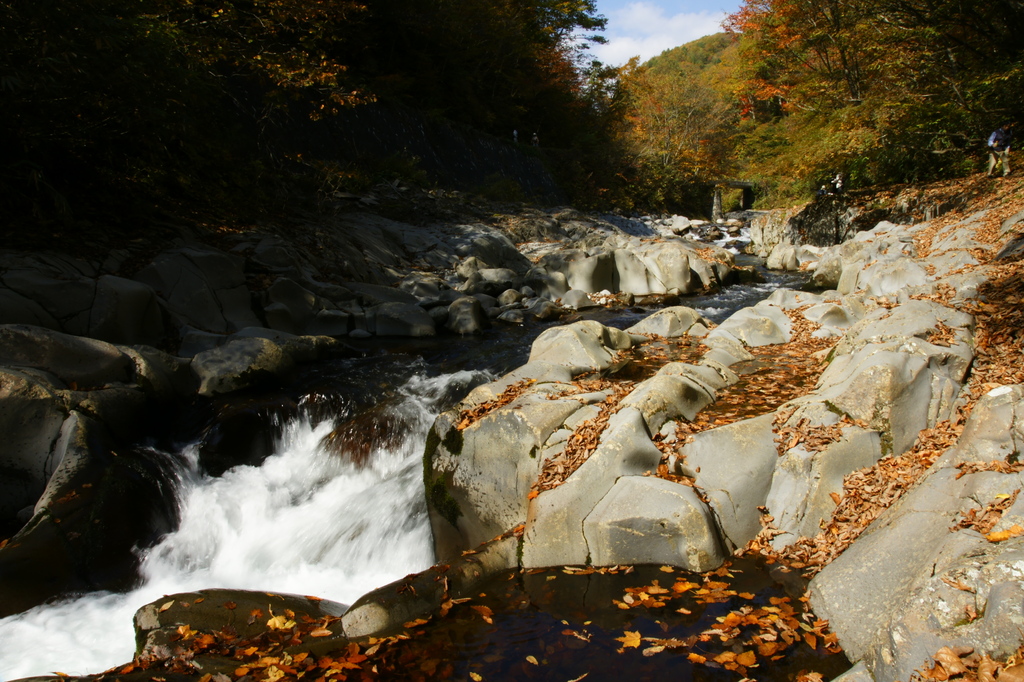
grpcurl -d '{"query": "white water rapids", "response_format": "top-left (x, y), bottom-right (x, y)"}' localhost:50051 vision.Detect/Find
top-left (0, 369), bottom-right (487, 680)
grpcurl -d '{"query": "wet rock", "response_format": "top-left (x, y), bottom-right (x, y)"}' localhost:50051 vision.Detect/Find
top-left (135, 589), bottom-right (347, 660)
top-left (0, 413), bottom-right (178, 618)
top-left (446, 296), bottom-right (490, 335)
top-left (198, 395), bottom-right (299, 476)
top-left (343, 534), bottom-right (517, 638)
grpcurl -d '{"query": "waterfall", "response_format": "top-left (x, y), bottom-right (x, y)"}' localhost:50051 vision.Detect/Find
top-left (0, 368), bottom-right (487, 680)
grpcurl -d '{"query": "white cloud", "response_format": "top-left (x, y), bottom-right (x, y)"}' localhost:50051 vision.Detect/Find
top-left (589, 2), bottom-right (727, 66)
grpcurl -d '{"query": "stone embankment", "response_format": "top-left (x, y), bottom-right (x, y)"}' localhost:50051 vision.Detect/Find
top-left (394, 205), bottom-right (1019, 680)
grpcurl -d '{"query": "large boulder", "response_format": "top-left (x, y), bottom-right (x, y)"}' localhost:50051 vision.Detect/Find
top-left (811, 386), bottom-right (1024, 682)
top-left (626, 306), bottom-right (707, 337)
top-left (527, 320), bottom-right (634, 374)
top-left (583, 476), bottom-right (725, 571)
top-left (190, 337), bottom-right (295, 397)
top-left (684, 413), bottom-right (779, 551)
top-left (713, 302), bottom-right (792, 346)
top-left (0, 412), bottom-right (178, 618)
top-left (425, 390), bottom-right (583, 560)
top-left (523, 407), bottom-right (663, 567)
top-left (0, 324), bottom-right (135, 388)
top-left (445, 296), bottom-right (490, 335)
top-left (372, 302), bottom-right (436, 337)
top-left (0, 368), bottom-right (67, 518)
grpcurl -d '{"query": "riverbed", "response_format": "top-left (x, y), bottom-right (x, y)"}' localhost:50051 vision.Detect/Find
top-left (0, 260), bottom-right (815, 680)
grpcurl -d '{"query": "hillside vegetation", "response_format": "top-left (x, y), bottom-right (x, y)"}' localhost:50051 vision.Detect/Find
top-left (2, 0), bottom-right (1022, 229)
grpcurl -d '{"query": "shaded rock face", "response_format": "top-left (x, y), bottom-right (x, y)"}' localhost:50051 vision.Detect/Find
top-left (198, 396), bottom-right (299, 477)
top-left (0, 414), bottom-right (179, 618)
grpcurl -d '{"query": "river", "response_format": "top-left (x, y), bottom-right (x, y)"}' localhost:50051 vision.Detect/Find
top-left (0, 258), bottom-right (809, 680)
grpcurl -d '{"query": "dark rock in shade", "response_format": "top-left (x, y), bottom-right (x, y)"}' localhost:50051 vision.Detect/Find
top-left (0, 368), bottom-right (67, 519)
top-left (0, 413), bottom-right (179, 618)
top-left (445, 296), bottom-right (490, 335)
top-left (0, 323), bottom-right (135, 388)
top-left (198, 395), bottom-right (300, 477)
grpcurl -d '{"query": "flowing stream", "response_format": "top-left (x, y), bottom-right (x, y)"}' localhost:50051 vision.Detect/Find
top-left (0, 258), bottom-right (808, 680)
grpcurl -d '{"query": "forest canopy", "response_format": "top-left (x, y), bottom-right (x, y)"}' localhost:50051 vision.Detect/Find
top-left (2, 0), bottom-right (1022, 225)
top-left (0, 0), bottom-right (607, 223)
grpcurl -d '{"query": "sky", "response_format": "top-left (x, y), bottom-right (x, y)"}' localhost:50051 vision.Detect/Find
top-left (588, 0), bottom-right (741, 66)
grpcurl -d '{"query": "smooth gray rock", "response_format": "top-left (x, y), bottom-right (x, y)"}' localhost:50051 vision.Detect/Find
top-left (373, 302), bottom-right (436, 337)
top-left (561, 289), bottom-right (598, 310)
top-left (425, 393), bottom-right (582, 559)
top-left (0, 324), bottom-right (135, 388)
top-left (343, 535), bottom-right (517, 638)
top-left (89, 275), bottom-right (164, 345)
top-left (620, 373), bottom-right (715, 433)
top-left (817, 345), bottom-right (946, 455)
top-left (684, 413), bottom-right (779, 551)
top-left (714, 303), bottom-right (792, 346)
top-left (626, 306), bottom-right (707, 337)
top-left (766, 421), bottom-right (883, 548)
top-left (528, 320), bottom-right (633, 374)
top-left (523, 407), bottom-right (663, 567)
top-left (0, 368), bottom-right (67, 517)
top-left (190, 337), bottom-right (295, 397)
top-left (613, 249), bottom-right (654, 295)
top-left (583, 476), bottom-right (726, 571)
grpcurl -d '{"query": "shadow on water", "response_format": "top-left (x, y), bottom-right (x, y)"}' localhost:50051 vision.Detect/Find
top-left (373, 558), bottom-right (851, 681)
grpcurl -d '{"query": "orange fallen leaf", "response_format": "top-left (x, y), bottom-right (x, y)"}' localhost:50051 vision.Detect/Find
top-left (616, 631), bottom-right (642, 648)
top-left (737, 650), bottom-right (757, 667)
top-left (985, 524), bottom-right (1024, 542)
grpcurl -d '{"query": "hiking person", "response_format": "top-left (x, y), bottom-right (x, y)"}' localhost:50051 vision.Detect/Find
top-left (987, 123), bottom-right (1013, 177)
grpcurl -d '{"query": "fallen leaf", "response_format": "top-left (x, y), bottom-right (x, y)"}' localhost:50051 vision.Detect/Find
top-left (985, 524), bottom-right (1024, 542)
top-left (933, 646), bottom-right (969, 676)
top-left (526, 655), bottom-right (539, 665)
top-left (159, 601), bottom-right (174, 612)
top-left (267, 614), bottom-right (296, 630)
top-left (737, 650), bottom-right (757, 667)
top-left (223, 601), bottom-right (237, 610)
top-left (265, 666), bottom-right (285, 682)
top-left (616, 631), bottom-right (642, 649)
top-left (1001, 664), bottom-right (1024, 682)
top-left (471, 605), bottom-right (494, 624)
top-left (469, 673), bottom-right (483, 681)
top-left (403, 618), bottom-right (430, 628)
top-left (687, 653), bottom-right (707, 664)
top-left (977, 655), bottom-right (998, 682)
top-left (309, 627), bottom-right (333, 637)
